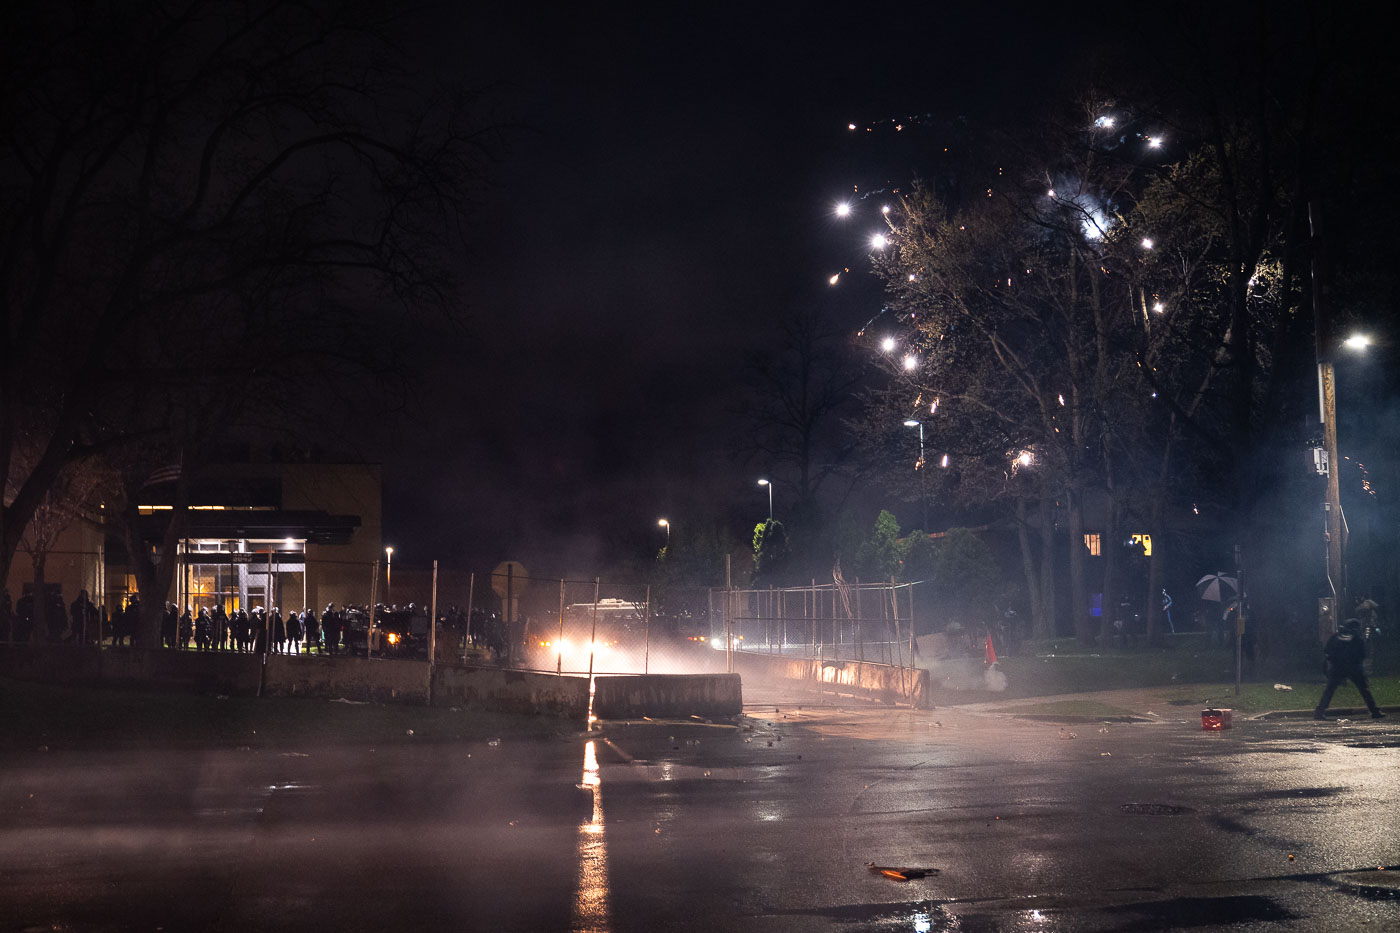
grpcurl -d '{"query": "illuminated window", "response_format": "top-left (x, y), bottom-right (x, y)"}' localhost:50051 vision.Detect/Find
top-left (1084, 534), bottom-right (1101, 556)
top-left (1128, 533), bottom-right (1153, 556)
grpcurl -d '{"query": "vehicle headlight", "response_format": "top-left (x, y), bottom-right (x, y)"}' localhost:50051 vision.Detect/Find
top-left (710, 637), bottom-right (722, 649)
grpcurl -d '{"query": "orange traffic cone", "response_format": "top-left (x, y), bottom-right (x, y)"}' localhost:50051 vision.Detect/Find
top-left (985, 634), bottom-right (997, 665)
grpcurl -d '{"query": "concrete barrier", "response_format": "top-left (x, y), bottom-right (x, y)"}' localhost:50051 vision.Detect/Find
top-left (433, 665), bottom-right (590, 719)
top-left (731, 650), bottom-right (930, 708)
top-left (0, 644), bottom-right (262, 694)
top-left (592, 673), bottom-right (742, 720)
top-left (264, 653), bottom-right (429, 704)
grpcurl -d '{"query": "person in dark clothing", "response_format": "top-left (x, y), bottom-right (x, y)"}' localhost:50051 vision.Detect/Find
top-left (161, 603), bottom-right (178, 648)
top-left (195, 608), bottom-right (211, 651)
top-left (70, 590), bottom-right (91, 645)
top-left (286, 608), bottom-right (303, 653)
top-left (212, 604), bottom-right (229, 650)
top-left (1314, 618), bottom-right (1386, 720)
top-left (121, 597), bottom-right (141, 647)
top-left (322, 604), bottom-right (340, 655)
top-left (235, 608), bottom-right (250, 652)
top-left (302, 608), bottom-right (320, 654)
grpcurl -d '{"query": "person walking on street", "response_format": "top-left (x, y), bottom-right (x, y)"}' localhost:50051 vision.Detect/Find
top-left (1314, 618), bottom-right (1386, 720)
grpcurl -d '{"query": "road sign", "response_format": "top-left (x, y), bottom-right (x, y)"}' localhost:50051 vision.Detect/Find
top-left (491, 561), bottom-right (528, 599)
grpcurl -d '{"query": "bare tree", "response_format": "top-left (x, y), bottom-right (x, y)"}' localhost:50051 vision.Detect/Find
top-left (1, 1), bottom-right (492, 643)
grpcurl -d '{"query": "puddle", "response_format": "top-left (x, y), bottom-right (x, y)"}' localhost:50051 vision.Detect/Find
top-left (763, 900), bottom-right (955, 931)
top-left (1101, 894), bottom-right (1296, 927)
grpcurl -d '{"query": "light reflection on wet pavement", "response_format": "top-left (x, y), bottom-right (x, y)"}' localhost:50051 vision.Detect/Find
top-left (1, 694), bottom-right (1398, 931)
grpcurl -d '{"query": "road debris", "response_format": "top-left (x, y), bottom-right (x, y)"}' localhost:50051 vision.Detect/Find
top-left (487, 738), bottom-right (500, 747)
top-left (1274, 684), bottom-right (1294, 691)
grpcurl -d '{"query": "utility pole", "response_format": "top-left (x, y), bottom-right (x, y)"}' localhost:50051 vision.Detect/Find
top-left (1311, 201), bottom-right (1344, 642)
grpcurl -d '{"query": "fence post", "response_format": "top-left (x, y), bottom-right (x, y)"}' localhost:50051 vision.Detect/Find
top-left (427, 559), bottom-right (438, 703)
top-left (368, 559), bottom-right (378, 660)
top-left (556, 579), bottom-right (565, 675)
top-left (855, 579), bottom-right (864, 664)
top-left (588, 578), bottom-right (599, 683)
top-left (907, 583), bottom-right (917, 667)
top-left (643, 584), bottom-right (651, 675)
top-left (463, 572), bottom-right (475, 663)
top-left (505, 563), bottom-right (515, 668)
top-left (725, 554), bottom-right (733, 673)
top-left (891, 576), bottom-right (908, 702)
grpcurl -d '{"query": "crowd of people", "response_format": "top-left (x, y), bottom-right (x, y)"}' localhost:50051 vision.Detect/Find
top-left (155, 602), bottom-right (363, 655)
top-left (1, 587), bottom-right (516, 662)
top-left (0, 589), bottom-right (373, 656)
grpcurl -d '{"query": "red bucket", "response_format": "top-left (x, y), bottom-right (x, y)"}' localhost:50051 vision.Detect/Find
top-left (1201, 708), bottom-right (1232, 731)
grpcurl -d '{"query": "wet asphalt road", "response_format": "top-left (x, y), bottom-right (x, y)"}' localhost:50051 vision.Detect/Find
top-left (2, 689), bottom-right (1398, 932)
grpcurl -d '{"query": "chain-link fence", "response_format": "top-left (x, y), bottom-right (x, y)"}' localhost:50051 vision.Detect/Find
top-left (454, 575), bottom-right (720, 676)
top-left (714, 579), bottom-right (921, 666)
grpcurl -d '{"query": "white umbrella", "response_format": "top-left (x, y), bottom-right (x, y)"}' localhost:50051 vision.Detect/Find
top-left (1196, 573), bottom-right (1239, 603)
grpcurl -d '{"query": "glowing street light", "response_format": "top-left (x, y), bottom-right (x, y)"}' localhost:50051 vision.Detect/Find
top-left (828, 273), bottom-right (840, 286)
top-left (1152, 301), bottom-right (1165, 313)
top-left (1016, 451), bottom-right (1033, 467)
top-left (1141, 237), bottom-right (1155, 250)
top-left (881, 336), bottom-right (897, 353)
top-left (757, 478), bottom-right (774, 521)
top-left (1147, 135), bottom-right (1163, 148)
top-left (903, 354), bottom-right (919, 371)
top-left (835, 202), bottom-right (852, 217)
top-left (870, 233), bottom-right (889, 249)
top-left (384, 546), bottom-right (394, 605)
top-left (1343, 334), bottom-right (1371, 351)
top-left (657, 518), bottom-right (670, 544)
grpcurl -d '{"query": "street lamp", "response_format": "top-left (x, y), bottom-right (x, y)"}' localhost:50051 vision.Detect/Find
top-left (1315, 330), bottom-right (1372, 639)
top-left (384, 546), bottom-right (393, 605)
top-left (904, 420), bottom-right (928, 530)
top-left (757, 478), bottom-right (773, 521)
top-left (658, 518), bottom-right (670, 544)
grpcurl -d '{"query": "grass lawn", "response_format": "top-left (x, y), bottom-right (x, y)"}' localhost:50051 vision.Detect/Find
top-left (0, 676), bottom-right (580, 751)
top-left (931, 632), bottom-right (1400, 710)
top-left (1157, 677), bottom-right (1400, 714)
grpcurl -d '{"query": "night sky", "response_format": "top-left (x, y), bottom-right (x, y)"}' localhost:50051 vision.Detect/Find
top-left (367, 2), bottom-right (1393, 579)
top-left (377, 2), bottom-right (1110, 575)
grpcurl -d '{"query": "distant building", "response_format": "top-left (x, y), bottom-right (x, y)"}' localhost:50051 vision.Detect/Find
top-left (4, 459), bottom-right (381, 622)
